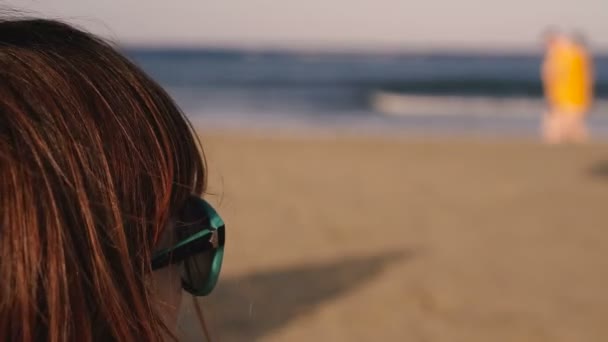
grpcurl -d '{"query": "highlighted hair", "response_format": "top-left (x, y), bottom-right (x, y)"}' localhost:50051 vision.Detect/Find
top-left (0, 19), bottom-right (205, 341)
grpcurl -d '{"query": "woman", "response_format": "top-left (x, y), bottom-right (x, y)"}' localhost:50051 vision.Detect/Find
top-left (541, 31), bottom-right (594, 143)
top-left (0, 18), bottom-right (225, 341)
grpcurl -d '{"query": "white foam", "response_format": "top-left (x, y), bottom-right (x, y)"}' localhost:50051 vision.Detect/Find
top-left (370, 91), bottom-right (608, 118)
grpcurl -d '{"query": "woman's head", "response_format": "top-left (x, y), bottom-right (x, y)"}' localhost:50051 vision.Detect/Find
top-left (1, 18), bottom-right (206, 340)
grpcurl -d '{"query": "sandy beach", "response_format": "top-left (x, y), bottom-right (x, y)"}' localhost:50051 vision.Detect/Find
top-left (179, 131), bottom-right (608, 342)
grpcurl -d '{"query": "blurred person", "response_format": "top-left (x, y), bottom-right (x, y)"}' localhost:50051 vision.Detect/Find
top-left (541, 30), bottom-right (594, 144)
top-left (0, 18), bottom-right (225, 341)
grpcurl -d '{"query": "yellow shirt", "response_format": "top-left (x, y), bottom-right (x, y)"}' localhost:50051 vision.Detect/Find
top-left (543, 41), bottom-right (593, 113)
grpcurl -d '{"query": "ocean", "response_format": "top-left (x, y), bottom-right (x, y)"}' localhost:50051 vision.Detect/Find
top-left (125, 48), bottom-right (608, 137)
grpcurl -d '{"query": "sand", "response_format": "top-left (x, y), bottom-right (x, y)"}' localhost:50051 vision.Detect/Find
top-left (178, 131), bottom-right (608, 342)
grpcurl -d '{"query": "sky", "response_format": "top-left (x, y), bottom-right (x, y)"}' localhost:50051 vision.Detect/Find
top-left (3, 0), bottom-right (608, 52)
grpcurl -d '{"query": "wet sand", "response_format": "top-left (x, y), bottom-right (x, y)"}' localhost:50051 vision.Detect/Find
top-left (179, 131), bottom-right (608, 342)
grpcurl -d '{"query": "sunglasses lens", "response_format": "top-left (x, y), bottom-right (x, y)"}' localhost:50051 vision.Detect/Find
top-left (182, 247), bottom-right (214, 292)
top-left (177, 196), bottom-right (225, 295)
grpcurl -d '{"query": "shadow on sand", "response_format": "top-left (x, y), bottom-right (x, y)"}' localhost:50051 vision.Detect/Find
top-left (178, 249), bottom-right (412, 341)
top-left (588, 160), bottom-right (608, 180)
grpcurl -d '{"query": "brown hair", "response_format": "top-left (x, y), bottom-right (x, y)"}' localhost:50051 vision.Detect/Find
top-left (0, 18), bottom-right (205, 341)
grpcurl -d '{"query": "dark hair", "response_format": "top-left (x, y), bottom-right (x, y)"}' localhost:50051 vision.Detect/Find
top-left (0, 18), bottom-right (205, 341)
top-left (541, 26), bottom-right (560, 44)
top-left (571, 30), bottom-right (589, 47)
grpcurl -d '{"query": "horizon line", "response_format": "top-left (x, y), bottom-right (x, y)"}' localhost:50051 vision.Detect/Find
top-left (120, 43), bottom-right (608, 56)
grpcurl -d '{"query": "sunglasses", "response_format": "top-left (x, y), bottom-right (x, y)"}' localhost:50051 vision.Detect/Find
top-left (151, 196), bottom-right (225, 296)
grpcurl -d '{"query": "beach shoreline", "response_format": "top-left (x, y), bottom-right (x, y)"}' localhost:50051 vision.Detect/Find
top-left (187, 112), bottom-right (608, 142)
